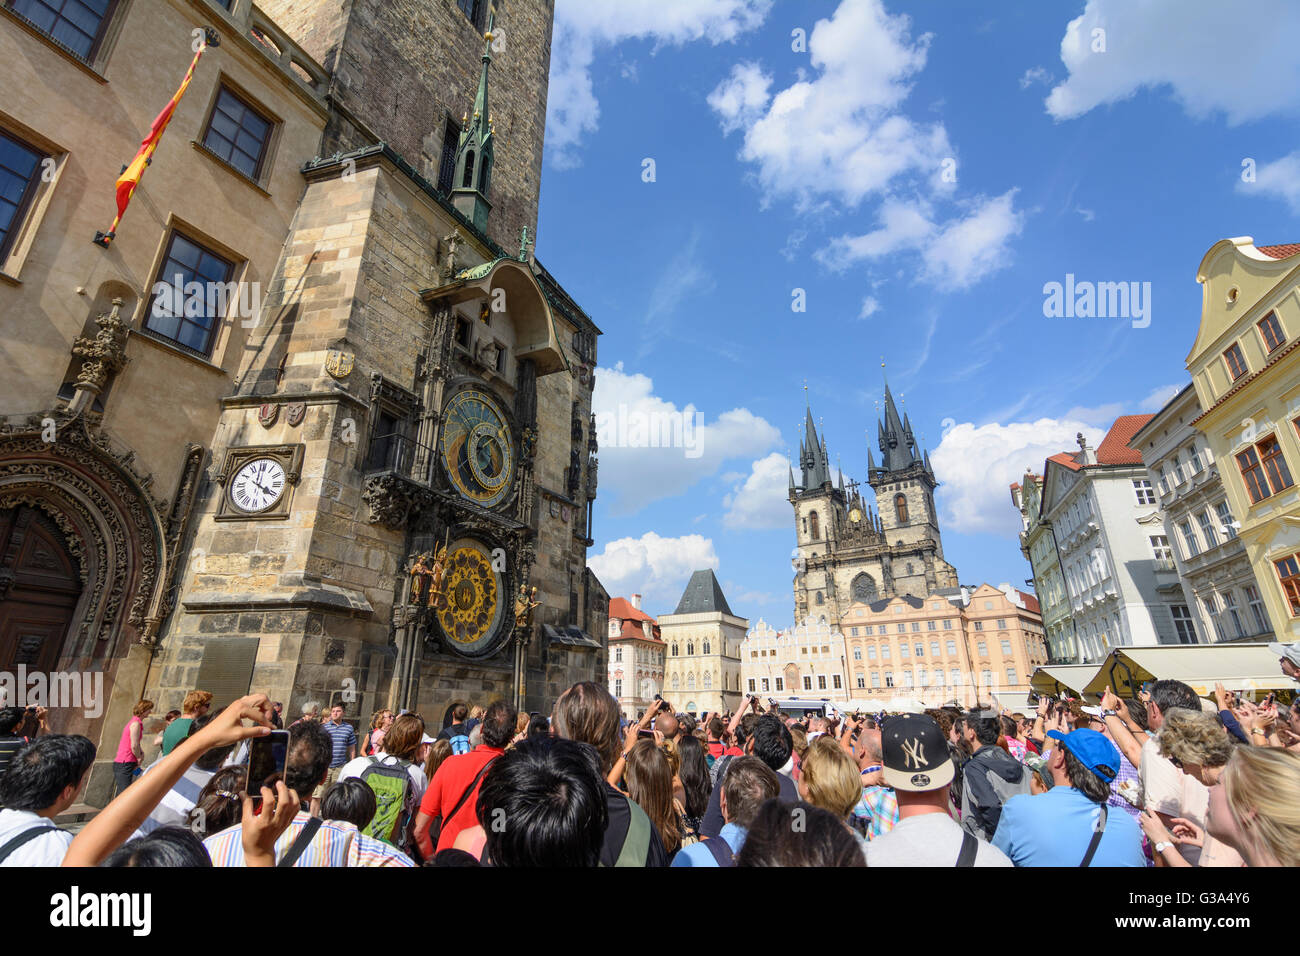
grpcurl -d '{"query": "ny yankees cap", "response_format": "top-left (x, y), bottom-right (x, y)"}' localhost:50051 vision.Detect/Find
top-left (882, 714), bottom-right (954, 792)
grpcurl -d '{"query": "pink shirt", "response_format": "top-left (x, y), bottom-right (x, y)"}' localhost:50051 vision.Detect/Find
top-left (116, 715), bottom-right (143, 763)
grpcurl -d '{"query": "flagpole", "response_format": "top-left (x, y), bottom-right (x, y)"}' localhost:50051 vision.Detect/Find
top-left (94, 27), bottom-right (220, 247)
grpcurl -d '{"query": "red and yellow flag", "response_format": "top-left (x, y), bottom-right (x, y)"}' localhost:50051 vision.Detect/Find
top-left (95, 28), bottom-right (219, 247)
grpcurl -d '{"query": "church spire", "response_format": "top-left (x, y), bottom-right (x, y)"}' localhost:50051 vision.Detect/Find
top-left (451, 9), bottom-right (497, 232)
top-left (877, 384), bottom-right (917, 472)
top-left (800, 405), bottom-right (830, 488)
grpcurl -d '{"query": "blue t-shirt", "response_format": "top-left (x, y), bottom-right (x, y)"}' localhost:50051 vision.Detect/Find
top-left (992, 787), bottom-right (1146, 867)
top-left (323, 720), bottom-right (358, 768)
top-left (671, 823), bottom-right (746, 867)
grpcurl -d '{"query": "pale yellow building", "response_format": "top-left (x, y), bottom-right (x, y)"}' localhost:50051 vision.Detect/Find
top-left (840, 584), bottom-right (1048, 708)
top-left (1189, 239), bottom-right (1300, 640)
top-left (742, 616), bottom-right (850, 703)
top-left (660, 569), bottom-right (746, 715)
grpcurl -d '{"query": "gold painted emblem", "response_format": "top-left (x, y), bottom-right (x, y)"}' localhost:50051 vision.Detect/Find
top-left (436, 546), bottom-right (499, 646)
top-left (325, 349), bottom-right (354, 379)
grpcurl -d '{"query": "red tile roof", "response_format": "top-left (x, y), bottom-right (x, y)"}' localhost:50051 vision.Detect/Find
top-left (1046, 451), bottom-right (1082, 471)
top-left (1257, 243), bottom-right (1300, 259)
top-left (1096, 415), bottom-right (1154, 465)
top-left (609, 597), bottom-right (662, 643)
top-left (1016, 590), bottom-right (1041, 614)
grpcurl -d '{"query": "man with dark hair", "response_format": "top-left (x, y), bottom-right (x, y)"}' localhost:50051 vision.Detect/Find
top-left (673, 756), bottom-right (779, 867)
top-left (475, 736), bottom-right (608, 866)
top-left (959, 709), bottom-right (1030, 839)
top-left (0, 734), bottom-right (95, 866)
top-left (204, 721), bottom-right (412, 866)
top-left (993, 728), bottom-right (1144, 866)
top-left (700, 713), bottom-right (799, 838)
top-left (705, 717), bottom-right (733, 766)
top-left (551, 681), bottom-right (667, 866)
top-left (0, 707), bottom-right (31, 777)
top-left (415, 699), bottom-right (517, 859)
top-left (131, 711), bottom-right (238, 838)
top-left (438, 702), bottom-right (472, 755)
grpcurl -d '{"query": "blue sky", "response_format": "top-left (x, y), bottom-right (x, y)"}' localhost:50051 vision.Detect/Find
top-left (531, 0), bottom-right (1300, 623)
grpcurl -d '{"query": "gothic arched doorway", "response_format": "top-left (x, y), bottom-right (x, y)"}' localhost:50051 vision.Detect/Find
top-left (0, 506), bottom-right (83, 673)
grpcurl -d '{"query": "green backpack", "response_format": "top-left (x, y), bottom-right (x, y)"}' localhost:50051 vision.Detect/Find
top-left (359, 756), bottom-right (414, 850)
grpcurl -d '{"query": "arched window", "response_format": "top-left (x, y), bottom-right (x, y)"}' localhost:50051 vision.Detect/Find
top-left (479, 152), bottom-right (492, 194)
top-left (851, 572), bottom-right (877, 603)
top-left (809, 511), bottom-right (820, 539)
top-left (907, 562), bottom-right (914, 575)
top-left (687, 673), bottom-right (696, 690)
top-left (671, 674), bottom-right (680, 691)
top-left (671, 643), bottom-right (678, 656)
top-left (687, 642), bottom-right (695, 656)
top-left (895, 493), bottom-right (908, 524)
top-left (703, 640), bottom-right (711, 655)
top-left (815, 591), bottom-right (824, 605)
top-left (614, 647), bottom-right (622, 662)
top-left (703, 672), bottom-right (712, 689)
top-left (462, 150), bottom-right (476, 188)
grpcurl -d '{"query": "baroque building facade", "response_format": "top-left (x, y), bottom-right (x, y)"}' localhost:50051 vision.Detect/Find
top-left (1186, 238), bottom-right (1300, 641)
top-left (607, 593), bottom-right (664, 718)
top-left (1012, 474), bottom-right (1077, 663)
top-left (0, 0), bottom-right (607, 804)
top-left (659, 570), bottom-right (746, 715)
top-left (1129, 384), bottom-right (1272, 645)
top-left (789, 387), bottom-right (957, 626)
top-left (741, 616), bottom-right (849, 703)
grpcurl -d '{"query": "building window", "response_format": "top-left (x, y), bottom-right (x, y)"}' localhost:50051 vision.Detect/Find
top-left (1000, 639), bottom-right (1012, 655)
top-left (144, 231), bottom-right (236, 356)
top-left (929, 641), bottom-right (940, 657)
top-left (926, 620), bottom-right (936, 631)
top-left (1223, 343), bottom-right (1248, 381)
top-left (1133, 479), bottom-right (1156, 505)
top-left (703, 672), bottom-right (712, 689)
top-left (914, 643), bottom-right (923, 657)
top-left (973, 621), bottom-right (983, 631)
top-left (0, 130), bottom-right (45, 262)
top-left (943, 619), bottom-right (953, 630)
top-left (852, 647), bottom-right (862, 660)
top-left (703, 640), bottom-right (711, 655)
top-left (850, 627), bottom-right (858, 637)
top-left (1222, 591), bottom-right (1245, 639)
top-left (1215, 501), bottom-right (1237, 538)
top-left (902, 669), bottom-right (913, 688)
top-left (614, 647), bottom-right (622, 663)
top-left (909, 622), bottom-right (920, 632)
top-left (815, 591), bottom-right (824, 605)
top-left (862, 625), bottom-right (873, 635)
top-left (809, 511), bottom-right (819, 539)
top-left (803, 676), bottom-right (812, 691)
top-left (1006, 668), bottom-right (1017, 685)
top-left (1244, 585), bottom-right (1268, 633)
top-left (456, 0), bottom-right (484, 29)
top-left (747, 679), bottom-right (755, 692)
top-left (1258, 435), bottom-right (1294, 495)
top-left (775, 678), bottom-right (783, 691)
top-left (686, 642), bottom-right (694, 656)
top-left (671, 674), bottom-right (679, 691)
top-left (1197, 510), bottom-right (1219, 549)
top-left (856, 674), bottom-right (865, 689)
top-left (867, 645), bottom-right (876, 660)
top-left (671, 643), bottom-right (678, 656)
top-left (8, 0), bottom-right (119, 61)
top-left (1258, 310), bottom-right (1286, 353)
top-left (686, 673), bottom-right (695, 690)
top-left (896, 623), bottom-right (906, 634)
top-left (1202, 594), bottom-right (1228, 641)
top-left (977, 641), bottom-right (987, 657)
top-left (1150, 535), bottom-right (1173, 562)
top-left (202, 87), bottom-right (273, 180)
top-left (881, 644), bottom-right (890, 659)
top-left (800, 647), bottom-right (807, 656)
top-left (1180, 520), bottom-right (1200, 558)
top-left (817, 675), bottom-right (826, 690)
top-left (945, 640), bottom-right (956, 656)
top-left (761, 678), bottom-right (769, 692)
top-left (949, 668), bottom-right (960, 685)
top-left (895, 494), bottom-right (908, 524)
top-left (885, 673), bottom-right (894, 688)
top-left (900, 643), bottom-right (910, 658)
top-left (981, 669), bottom-right (993, 687)
top-left (614, 679), bottom-right (622, 697)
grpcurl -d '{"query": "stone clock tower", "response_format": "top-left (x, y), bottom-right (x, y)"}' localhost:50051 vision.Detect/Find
top-left (147, 0), bottom-right (607, 722)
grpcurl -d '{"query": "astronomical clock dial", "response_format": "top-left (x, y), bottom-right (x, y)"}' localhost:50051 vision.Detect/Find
top-left (440, 388), bottom-right (514, 508)
top-left (435, 538), bottom-right (507, 658)
top-left (229, 458), bottom-right (287, 514)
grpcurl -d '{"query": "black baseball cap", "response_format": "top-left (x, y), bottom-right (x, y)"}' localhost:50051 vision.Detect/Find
top-left (882, 714), bottom-right (954, 792)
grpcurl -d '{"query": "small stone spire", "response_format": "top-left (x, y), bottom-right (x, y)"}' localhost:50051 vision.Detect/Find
top-left (451, 8), bottom-right (497, 231)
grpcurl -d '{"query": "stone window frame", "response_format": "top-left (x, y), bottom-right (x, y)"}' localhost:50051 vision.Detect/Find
top-left (0, 114), bottom-right (67, 281)
top-left (363, 373), bottom-right (421, 474)
top-left (195, 76), bottom-right (284, 190)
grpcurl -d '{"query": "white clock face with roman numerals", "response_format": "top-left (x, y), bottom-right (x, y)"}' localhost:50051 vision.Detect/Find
top-left (230, 458), bottom-right (287, 513)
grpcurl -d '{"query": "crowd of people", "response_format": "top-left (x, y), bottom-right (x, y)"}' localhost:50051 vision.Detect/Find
top-left (0, 639), bottom-right (1297, 866)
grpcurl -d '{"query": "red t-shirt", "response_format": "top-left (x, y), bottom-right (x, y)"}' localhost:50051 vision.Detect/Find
top-left (707, 741), bottom-right (742, 761)
top-left (419, 745), bottom-right (505, 854)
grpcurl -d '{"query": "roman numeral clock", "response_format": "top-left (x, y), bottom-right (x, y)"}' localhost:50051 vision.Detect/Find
top-left (214, 444), bottom-right (304, 521)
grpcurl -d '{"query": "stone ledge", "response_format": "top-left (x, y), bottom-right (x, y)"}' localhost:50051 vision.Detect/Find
top-left (182, 577), bottom-right (374, 617)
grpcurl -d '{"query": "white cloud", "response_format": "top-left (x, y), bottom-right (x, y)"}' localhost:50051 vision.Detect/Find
top-left (818, 191), bottom-right (1024, 291)
top-left (1062, 383), bottom-right (1183, 429)
top-left (709, 0), bottom-right (951, 210)
top-left (1044, 0), bottom-right (1300, 124)
top-left (1019, 66), bottom-right (1053, 90)
top-left (858, 296), bottom-right (880, 319)
top-left (593, 364), bottom-right (781, 515)
top-left (722, 452), bottom-right (791, 529)
top-left (931, 418), bottom-right (1106, 536)
top-left (547, 0), bottom-right (773, 168)
top-left (589, 532), bottom-right (718, 613)
top-left (1243, 151), bottom-right (1300, 212)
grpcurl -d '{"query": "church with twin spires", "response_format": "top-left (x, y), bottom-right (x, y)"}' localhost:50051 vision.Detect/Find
top-left (789, 386), bottom-right (958, 624)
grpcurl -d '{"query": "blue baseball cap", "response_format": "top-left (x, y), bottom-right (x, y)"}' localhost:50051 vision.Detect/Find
top-left (1046, 728), bottom-right (1121, 783)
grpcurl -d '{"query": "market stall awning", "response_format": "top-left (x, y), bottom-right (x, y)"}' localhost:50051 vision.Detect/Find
top-left (1030, 664), bottom-right (1100, 698)
top-left (1079, 644), bottom-right (1293, 700)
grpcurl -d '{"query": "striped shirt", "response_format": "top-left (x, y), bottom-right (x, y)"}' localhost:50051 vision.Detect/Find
top-left (322, 720), bottom-right (357, 768)
top-left (203, 812), bottom-right (415, 867)
top-left (132, 765), bottom-right (214, 838)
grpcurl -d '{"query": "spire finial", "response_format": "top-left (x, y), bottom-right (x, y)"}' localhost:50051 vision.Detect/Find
top-left (518, 225), bottom-right (532, 262)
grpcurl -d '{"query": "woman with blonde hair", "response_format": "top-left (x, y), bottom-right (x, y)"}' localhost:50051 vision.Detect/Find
top-left (625, 738), bottom-right (681, 857)
top-left (423, 737), bottom-right (452, 782)
top-left (1207, 746), bottom-right (1300, 867)
top-left (365, 708), bottom-right (394, 755)
top-left (798, 735), bottom-right (867, 856)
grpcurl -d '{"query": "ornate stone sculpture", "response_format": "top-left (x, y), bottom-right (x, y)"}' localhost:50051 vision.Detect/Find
top-left (71, 298), bottom-right (129, 396)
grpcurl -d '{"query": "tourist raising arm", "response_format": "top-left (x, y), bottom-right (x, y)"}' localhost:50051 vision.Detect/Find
top-left (63, 694), bottom-right (274, 866)
top-left (608, 701), bottom-right (662, 787)
top-left (239, 779), bottom-right (301, 868)
top-left (1100, 686), bottom-right (1143, 769)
